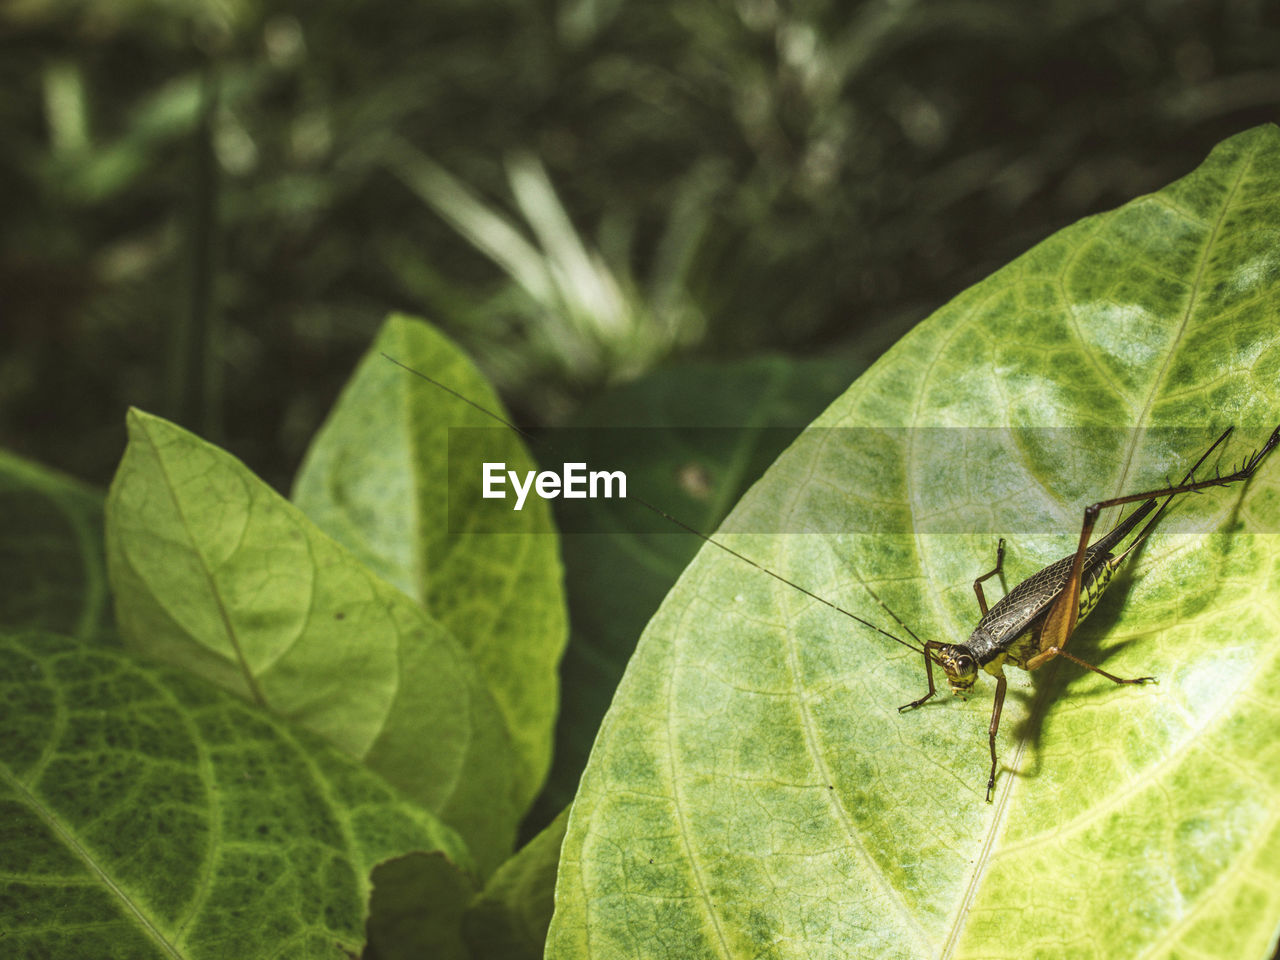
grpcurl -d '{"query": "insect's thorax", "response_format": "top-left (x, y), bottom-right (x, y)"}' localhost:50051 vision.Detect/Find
top-left (964, 547), bottom-right (1123, 672)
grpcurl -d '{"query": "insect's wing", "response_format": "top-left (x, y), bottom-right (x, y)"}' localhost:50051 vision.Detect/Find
top-left (979, 554), bottom-right (1073, 640)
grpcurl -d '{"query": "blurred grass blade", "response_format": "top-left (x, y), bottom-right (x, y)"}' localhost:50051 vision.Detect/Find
top-left (506, 149), bottom-right (629, 339)
top-left (384, 138), bottom-right (555, 306)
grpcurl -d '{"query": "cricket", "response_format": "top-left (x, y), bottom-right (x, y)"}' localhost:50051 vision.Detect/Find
top-left (384, 351), bottom-right (1279, 801)
top-left (894, 423), bottom-right (1279, 800)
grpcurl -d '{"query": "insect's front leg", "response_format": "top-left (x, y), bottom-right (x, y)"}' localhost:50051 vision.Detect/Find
top-left (986, 673), bottom-right (1007, 802)
top-left (898, 640), bottom-right (944, 711)
top-left (972, 537), bottom-right (1006, 616)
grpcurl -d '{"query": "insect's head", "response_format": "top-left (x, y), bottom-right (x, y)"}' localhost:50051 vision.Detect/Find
top-left (932, 644), bottom-right (978, 695)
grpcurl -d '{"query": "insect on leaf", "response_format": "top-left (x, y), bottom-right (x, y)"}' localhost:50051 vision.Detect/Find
top-left (547, 124), bottom-right (1280, 958)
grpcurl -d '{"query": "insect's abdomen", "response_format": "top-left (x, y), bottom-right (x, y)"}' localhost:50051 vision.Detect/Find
top-left (977, 550), bottom-right (1122, 669)
top-left (1077, 557), bottom-right (1120, 622)
top-left (1006, 557), bottom-right (1119, 667)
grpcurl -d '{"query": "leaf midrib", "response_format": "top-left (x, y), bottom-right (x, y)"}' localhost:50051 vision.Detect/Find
top-left (134, 414), bottom-right (269, 709)
top-left (938, 131), bottom-right (1258, 960)
top-left (0, 761), bottom-right (186, 960)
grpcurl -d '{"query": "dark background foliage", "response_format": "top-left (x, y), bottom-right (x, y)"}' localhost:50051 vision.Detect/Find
top-left (5, 0), bottom-right (1278, 488)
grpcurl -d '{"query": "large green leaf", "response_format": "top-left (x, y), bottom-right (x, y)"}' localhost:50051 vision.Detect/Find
top-left (547, 126), bottom-right (1280, 958)
top-left (541, 355), bottom-right (861, 820)
top-left (104, 409), bottom-right (520, 873)
top-left (0, 631), bottom-right (471, 959)
top-left (0, 452), bottom-right (114, 644)
top-left (292, 315), bottom-right (567, 813)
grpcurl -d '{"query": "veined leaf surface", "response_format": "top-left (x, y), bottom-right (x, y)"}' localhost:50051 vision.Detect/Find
top-left (293, 316), bottom-right (567, 812)
top-left (0, 631), bottom-right (470, 959)
top-left (105, 410), bottom-right (519, 873)
top-left (548, 126), bottom-right (1280, 958)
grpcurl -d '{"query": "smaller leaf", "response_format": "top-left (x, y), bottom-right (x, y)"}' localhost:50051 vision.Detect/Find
top-left (105, 408), bottom-right (521, 873)
top-left (0, 631), bottom-right (470, 959)
top-left (292, 315), bottom-right (567, 814)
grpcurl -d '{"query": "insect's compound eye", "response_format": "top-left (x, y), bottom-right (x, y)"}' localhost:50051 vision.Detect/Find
top-left (953, 654), bottom-right (976, 676)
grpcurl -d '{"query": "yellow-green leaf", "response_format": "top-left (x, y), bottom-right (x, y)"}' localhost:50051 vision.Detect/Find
top-left (548, 126), bottom-right (1280, 958)
top-left (293, 315), bottom-right (567, 813)
top-left (105, 409), bottom-right (519, 874)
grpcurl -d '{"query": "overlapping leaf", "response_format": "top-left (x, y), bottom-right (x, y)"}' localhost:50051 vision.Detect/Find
top-left (548, 125), bottom-right (1280, 958)
top-left (105, 409), bottom-right (519, 873)
top-left (292, 316), bottom-right (567, 812)
top-left (0, 631), bottom-right (471, 959)
top-left (464, 807), bottom-right (568, 960)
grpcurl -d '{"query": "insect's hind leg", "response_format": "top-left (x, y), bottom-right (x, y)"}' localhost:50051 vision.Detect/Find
top-left (986, 674), bottom-right (1007, 802)
top-left (1026, 645), bottom-right (1156, 683)
top-left (1098, 424), bottom-right (1280, 551)
top-left (973, 537), bottom-right (1006, 616)
top-left (1035, 425), bottom-right (1280, 672)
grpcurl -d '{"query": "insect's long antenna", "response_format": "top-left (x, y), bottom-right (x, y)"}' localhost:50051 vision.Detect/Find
top-left (381, 353), bottom-right (538, 444)
top-left (853, 574), bottom-right (925, 648)
top-left (382, 352), bottom-right (930, 659)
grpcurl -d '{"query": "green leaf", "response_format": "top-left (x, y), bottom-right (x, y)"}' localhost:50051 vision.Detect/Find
top-left (365, 852), bottom-right (477, 960)
top-left (0, 631), bottom-right (470, 959)
top-left (292, 315), bottom-right (567, 813)
top-left (0, 451), bottom-right (114, 644)
top-left (462, 807), bottom-right (568, 960)
top-left (541, 355), bottom-right (862, 817)
top-left (548, 126), bottom-right (1280, 958)
top-left (104, 409), bottom-right (520, 874)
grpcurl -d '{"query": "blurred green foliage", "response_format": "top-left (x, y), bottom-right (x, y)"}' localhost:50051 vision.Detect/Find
top-left (3, 0), bottom-right (1279, 489)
